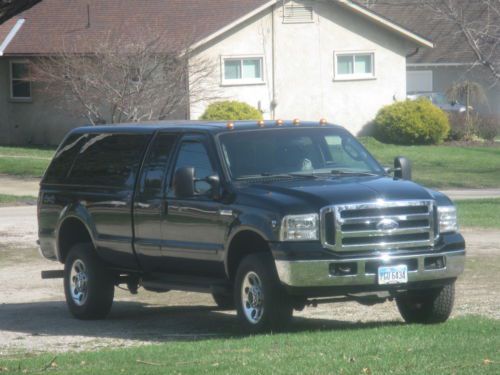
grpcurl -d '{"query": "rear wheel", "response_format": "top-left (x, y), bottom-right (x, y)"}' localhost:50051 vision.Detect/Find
top-left (235, 253), bottom-right (293, 332)
top-left (396, 282), bottom-right (455, 324)
top-left (64, 243), bottom-right (115, 320)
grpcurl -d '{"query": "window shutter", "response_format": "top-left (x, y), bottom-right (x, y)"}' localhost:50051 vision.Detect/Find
top-left (282, 1), bottom-right (314, 23)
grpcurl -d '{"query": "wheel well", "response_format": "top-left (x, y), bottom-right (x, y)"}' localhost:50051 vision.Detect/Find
top-left (227, 230), bottom-right (270, 280)
top-left (58, 218), bottom-right (93, 263)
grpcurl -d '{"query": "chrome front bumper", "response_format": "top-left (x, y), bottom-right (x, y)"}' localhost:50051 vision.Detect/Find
top-left (275, 250), bottom-right (465, 287)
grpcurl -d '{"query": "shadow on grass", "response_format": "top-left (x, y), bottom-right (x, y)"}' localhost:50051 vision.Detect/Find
top-left (0, 300), bottom-right (403, 344)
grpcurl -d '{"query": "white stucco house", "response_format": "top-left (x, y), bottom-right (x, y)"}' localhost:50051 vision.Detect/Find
top-left (0, 0), bottom-right (432, 145)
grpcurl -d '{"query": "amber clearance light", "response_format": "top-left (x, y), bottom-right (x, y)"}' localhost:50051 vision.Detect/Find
top-left (319, 118), bottom-right (328, 126)
top-left (257, 120), bottom-right (265, 128)
top-left (276, 119), bottom-right (284, 126)
top-left (226, 121), bottom-right (234, 130)
top-left (293, 118), bottom-right (300, 126)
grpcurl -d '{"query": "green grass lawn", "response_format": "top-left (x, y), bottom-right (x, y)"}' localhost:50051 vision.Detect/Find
top-left (456, 198), bottom-right (500, 229)
top-left (0, 146), bottom-right (54, 177)
top-left (0, 316), bottom-right (498, 374)
top-left (360, 137), bottom-right (500, 189)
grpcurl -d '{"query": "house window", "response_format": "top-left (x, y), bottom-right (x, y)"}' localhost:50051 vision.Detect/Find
top-left (334, 52), bottom-right (375, 80)
top-left (282, 1), bottom-right (314, 23)
top-left (222, 57), bottom-right (264, 85)
top-left (10, 61), bottom-right (32, 100)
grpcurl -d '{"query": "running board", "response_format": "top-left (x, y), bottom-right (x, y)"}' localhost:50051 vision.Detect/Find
top-left (41, 270), bottom-right (64, 279)
top-left (141, 273), bottom-right (231, 294)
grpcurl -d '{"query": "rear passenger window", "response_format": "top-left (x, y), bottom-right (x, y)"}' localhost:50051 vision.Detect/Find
top-left (43, 134), bottom-right (87, 184)
top-left (69, 134), bottom-right (150, 187)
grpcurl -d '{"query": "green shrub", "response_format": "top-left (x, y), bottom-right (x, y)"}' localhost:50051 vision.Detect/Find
top-left (200, 101), bottom-right (263, 121)
top-left (374, 99), bottom-right (450, 145)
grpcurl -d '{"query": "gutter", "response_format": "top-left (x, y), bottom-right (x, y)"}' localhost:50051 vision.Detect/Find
top-left (0, 18), bottom-right (25, 56)
top-left (407, 63), bottom-right (476, 67)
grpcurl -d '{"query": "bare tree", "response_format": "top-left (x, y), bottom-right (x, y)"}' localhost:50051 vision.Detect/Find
top-left (364, 0), bottom-right (500, 84)
top-left (0, 0), bottom-right (41, 24)
top-left (32, 31), bottom-right (220, 124)
top-left (421, 0), bottom-right (500, 84)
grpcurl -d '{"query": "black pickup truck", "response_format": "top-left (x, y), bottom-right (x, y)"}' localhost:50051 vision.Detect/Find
top-left (38, 120), bottom-right (465, 332)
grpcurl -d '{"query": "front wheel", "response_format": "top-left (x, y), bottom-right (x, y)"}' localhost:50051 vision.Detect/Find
top-left (64, 243), bottom-right (115, 320)
top-left (235, 253), bottom-right (293, 332)
top-left (396, 282), bottom-right (455, 324)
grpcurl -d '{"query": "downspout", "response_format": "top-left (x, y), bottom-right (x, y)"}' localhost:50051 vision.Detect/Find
top-left (405, 47), bottom-right (419, 59)
top-left (271, 4), bottom-right (277, 120)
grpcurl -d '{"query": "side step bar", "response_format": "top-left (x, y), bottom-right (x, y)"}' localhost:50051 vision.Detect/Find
top-left (141, 273), bottom-right (231, 295)
top-left (41, 270), bottom-right (64, 279)
top-left (41, 269), bottom-right (232, 295)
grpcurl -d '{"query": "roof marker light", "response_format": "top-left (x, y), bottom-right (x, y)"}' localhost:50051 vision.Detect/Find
top-left (319, 118), bottom-right (328, 126)
top-left (293, 118), bottom-right (300, 126)
top-left (257, 120), bottom-right (265, 128)
top-left (226, 121), bottom-right (234, 130)
top-left (276, 119), bottom-right (284, 126)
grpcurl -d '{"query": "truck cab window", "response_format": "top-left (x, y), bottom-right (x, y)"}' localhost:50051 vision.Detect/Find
top-left (140, 133), bottom-right (178, 196)
top-left (174, 141), bottom-right (215, 195)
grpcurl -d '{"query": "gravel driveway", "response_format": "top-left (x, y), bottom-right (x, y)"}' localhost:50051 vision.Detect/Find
top-left (0, 206), bottom-right (498, 355)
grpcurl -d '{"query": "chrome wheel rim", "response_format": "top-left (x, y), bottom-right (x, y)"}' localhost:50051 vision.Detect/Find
top-left (241, 271), bottom-right (264, 324)
top-left (69, 259), bottom-right (88, 306)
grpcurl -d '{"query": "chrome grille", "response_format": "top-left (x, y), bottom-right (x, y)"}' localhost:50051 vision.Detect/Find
top-left (320, 200), bottom-right (435, 252)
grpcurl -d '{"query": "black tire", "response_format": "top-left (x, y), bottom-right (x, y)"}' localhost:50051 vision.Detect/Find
top-left (212, 293), bottom-right (235, 310)
top-left (64, 243), bottom-right (115, 320)
top-left (396, 282), bottom-right (455, 324)
top-left (234, 253), bottom-right (293, 332)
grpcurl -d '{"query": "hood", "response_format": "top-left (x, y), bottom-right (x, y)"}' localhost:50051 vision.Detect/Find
top-left (235, 176), bottom-right (437, 215)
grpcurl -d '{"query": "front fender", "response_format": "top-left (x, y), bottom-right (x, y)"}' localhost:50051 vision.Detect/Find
top-left (223, 212), bottom-right (279, 276)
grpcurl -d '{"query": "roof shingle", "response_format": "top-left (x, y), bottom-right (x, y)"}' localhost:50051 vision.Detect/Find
top-left (1, 0), bottom-right (270, 55)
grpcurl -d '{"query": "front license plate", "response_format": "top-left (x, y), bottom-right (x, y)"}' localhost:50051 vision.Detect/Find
top-left (378, 264), bottom-right (408, 285)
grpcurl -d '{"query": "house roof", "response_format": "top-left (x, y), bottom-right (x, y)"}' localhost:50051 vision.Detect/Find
top-left (360, 2), bottom-right (499, 65)
top-left (0, 18), bottom-right (21, 55)
top-left (0, 0), bottom-right (432, 56)
top-left (0, 0), bottom-right (271, 55)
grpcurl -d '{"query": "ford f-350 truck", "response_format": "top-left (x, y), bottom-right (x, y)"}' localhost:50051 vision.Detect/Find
top-left (38, 120), bottom-right (465, 332)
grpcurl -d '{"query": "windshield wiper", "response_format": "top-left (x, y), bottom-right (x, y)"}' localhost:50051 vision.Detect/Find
top-left (329, 170), bottom-right (379, 177)
top-left (236, 172), bottom-right (318, 180)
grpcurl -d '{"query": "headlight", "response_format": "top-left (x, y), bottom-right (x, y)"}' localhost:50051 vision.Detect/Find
top-left (280, 213), bottom-right (319, 241)
top-left (438, 206), bottom-right (458, 233)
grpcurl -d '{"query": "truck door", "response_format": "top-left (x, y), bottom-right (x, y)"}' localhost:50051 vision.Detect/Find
top-left (161, 133), bottom-right (227, 277)
top-left (133, 132), bottom-right (178, 271)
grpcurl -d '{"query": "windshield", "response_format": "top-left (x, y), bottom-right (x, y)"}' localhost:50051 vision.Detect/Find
top-left (218, 127), bottom-right (384, 180)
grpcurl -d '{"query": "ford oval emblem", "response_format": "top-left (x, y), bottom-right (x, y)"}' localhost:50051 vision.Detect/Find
top-left (376, 218), bottom-right (399, 231)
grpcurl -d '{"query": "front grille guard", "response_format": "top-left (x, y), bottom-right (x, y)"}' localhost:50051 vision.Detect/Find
top-left (320, 200), bottom-right (437, 252)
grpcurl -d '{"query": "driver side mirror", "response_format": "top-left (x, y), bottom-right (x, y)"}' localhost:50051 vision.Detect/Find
top-left (173, 167), bottom-right (221, 199)
top-left (205, 175), bottom-right (221, 200)
top-left (173, 167), bottom-right (195, 198)
top-left (394, 156), bottom-right (412, 180)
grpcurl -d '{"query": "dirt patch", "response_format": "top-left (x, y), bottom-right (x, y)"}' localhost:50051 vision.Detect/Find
top-left (0, 206), bottom-right (38, 248)
top-left (0, 209), bottom-right (499, 354)
top-left (0, 177), bottom-right (39, 197)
